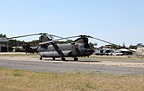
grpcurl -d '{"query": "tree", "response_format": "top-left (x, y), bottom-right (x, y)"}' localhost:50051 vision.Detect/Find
top-left (129, 45), bottom-right (137, 49)
top-left (0, 34), bottom-right (6, 37)
top-left (9, 40), bottom-right (26, 47)
top-left (27, 40), bottom-right (39, 46)
top-left (89, 42), bottom-right (95, 48)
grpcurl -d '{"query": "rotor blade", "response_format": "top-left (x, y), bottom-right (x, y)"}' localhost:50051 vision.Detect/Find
top-left (89, 36), bottom-right (117, 45)
top-left (48, 34), bottom-right (63, 39)
top-left (8, 33), bottom-right (62, 39)
top-left (8, 33), bottom-right (43, 39)
top-left (57, 35), bottom-right (80, 40)
top-left (39, 35), bottom-right (80, 45)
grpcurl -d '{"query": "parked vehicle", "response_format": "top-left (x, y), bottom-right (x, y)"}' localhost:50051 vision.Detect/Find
top-left (111, 52), bottom-right (123, 56)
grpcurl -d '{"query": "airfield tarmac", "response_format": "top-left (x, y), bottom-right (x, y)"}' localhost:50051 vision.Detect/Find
top-left (0, 52), bottom-right (144, 75)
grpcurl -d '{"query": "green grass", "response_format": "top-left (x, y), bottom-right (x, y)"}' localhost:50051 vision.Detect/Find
top-left (0, 68), bottom-right (144, 91)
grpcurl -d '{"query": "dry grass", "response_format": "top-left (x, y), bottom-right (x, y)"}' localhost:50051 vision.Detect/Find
top-left (0, 53), bottom-right (38, 57)
top-left (0, 68), bottom-right (144, 91)
top-left (90, 55), bottom-right (144, 60)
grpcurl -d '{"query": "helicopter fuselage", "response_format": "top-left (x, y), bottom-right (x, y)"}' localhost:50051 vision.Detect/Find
top-left (37, 43), bottom-right (94, 58)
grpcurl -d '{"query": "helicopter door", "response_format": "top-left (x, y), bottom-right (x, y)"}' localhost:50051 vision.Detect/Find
top-left (72, 44), bottom-right (81, 56)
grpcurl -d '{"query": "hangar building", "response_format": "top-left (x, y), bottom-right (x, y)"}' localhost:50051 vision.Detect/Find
top-left (0, 37), bottom-right (9, 52)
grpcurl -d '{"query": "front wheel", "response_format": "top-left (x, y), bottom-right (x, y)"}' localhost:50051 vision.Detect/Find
top-left (61, 57), bottom-right (66, 61)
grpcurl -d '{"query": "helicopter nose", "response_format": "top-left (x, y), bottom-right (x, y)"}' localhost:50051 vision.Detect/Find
top-left (87, 49), bottom-right (94, 54)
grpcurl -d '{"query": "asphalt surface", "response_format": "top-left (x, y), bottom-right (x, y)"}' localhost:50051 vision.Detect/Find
top-left (0, 57), bottom-right (144, 75)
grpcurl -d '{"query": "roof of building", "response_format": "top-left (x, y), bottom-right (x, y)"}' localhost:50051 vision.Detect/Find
top-left (0, 37), bottom-right (9, 43)
top-left (118, 49), bottom-right (130, 52)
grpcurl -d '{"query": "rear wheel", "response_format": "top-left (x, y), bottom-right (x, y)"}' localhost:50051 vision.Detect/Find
top-left (74, 57), bottom-right (78, 61)
top-left (53, 57), bottom-right (55, 60)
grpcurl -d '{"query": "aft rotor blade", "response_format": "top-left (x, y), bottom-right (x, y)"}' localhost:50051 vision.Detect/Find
top-left (8, 33), bottom-right (43, 39)
top-left (89, 36), bottom-right (117, 45)
top-left (8, 33), bottom-right (62, 39)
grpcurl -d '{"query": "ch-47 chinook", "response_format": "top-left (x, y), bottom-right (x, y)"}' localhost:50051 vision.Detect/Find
top-left (9, 33), bottom-right (116, 61)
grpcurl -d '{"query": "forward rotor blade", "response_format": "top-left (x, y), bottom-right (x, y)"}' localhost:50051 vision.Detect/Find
top-left (48, 34), bottom-right (63, 39)
top-left (39, 35), bottom-right (80, 45)
top-left (89, 36), bottom-right (117, 45)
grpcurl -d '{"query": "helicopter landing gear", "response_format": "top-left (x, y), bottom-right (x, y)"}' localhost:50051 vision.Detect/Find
top-left (74, 57), bottom-right (78, 61)
top-left (40, 56), bottom-right (42, 60)
top-left (52, 57), bottom-right (55, 60)
top-left (61, 57), bottom-right (66, 61)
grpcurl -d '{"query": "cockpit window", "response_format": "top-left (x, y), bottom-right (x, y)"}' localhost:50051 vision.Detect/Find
top-left (74, 37), bottom-right (90, 48)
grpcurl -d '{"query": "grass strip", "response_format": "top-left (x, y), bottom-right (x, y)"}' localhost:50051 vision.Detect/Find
top-left (0, 68), bottom-right (144, 91)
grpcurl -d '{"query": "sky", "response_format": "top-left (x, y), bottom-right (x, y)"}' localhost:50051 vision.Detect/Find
top-left (0, 0), bottom-right (144, 46)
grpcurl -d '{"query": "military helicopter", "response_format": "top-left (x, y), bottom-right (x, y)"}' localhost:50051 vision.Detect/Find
top-left (9, 33), bottom-right (116, 61)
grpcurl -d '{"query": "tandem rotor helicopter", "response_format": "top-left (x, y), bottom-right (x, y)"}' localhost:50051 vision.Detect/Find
top-left (9, 33), bottom-right (117, 61)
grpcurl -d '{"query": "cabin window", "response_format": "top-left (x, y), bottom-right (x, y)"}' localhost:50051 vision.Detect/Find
top-left (41, 45), bottom-right (48, 49)
top-left (80, 45), bottom-right (84, 48)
